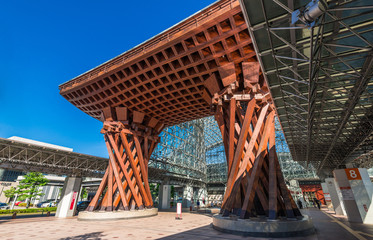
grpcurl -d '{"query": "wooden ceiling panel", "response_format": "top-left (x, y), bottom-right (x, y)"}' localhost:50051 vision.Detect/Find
top-left (59, 0), bottom-right (256, 127)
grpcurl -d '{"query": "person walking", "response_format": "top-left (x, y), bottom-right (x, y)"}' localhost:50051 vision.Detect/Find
top-left (297, 199), bottom-right (303, 209)
top-left (313, 198), bottom-right (320, 209)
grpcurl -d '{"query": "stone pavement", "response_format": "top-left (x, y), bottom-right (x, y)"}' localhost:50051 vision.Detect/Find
top-left (0, 208), bottom-right (372, 240)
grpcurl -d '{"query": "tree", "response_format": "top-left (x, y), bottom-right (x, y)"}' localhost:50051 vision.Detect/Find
top-left (80, 187), bottom-right (88, 200)
top-left (149, 183), bottom-right (159, 201)
top-left (16, 172), bottom-right (49, 208)
top-left (4, 186), bottom-right (16, 200)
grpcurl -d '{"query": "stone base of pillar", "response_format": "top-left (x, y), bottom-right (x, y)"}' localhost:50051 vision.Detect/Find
top-left (77, 208), bottom-right (158, 221)
top-left (212, 214), bottom-right (314, 237)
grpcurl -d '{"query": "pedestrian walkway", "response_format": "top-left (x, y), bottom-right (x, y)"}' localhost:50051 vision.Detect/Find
top-left (0, 208), bottom-right (372, 239)
top-left (305, 207), bottom-right (373, 240)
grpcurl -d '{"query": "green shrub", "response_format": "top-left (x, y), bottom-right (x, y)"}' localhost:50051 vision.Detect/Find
top-left (18, 203), bottom-right (34, 207)
top-left (0, 207), bottom-right (57, 215)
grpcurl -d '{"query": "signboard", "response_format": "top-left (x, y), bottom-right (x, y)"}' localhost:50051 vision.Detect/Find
top-left (324, 193), bottom-right (331, 201)
top-left (69, 191), bottom-right (78, 210)
top-left (345, 168), bottom-right (362, 180)
top-left (363, 204), bottom-right (368, 213)
top-left (340, 187), bottom-right (354, 201)
top-left (177, 203), bottom-right (182, 215)
top-left (0, 182), bottom-right (12, 187)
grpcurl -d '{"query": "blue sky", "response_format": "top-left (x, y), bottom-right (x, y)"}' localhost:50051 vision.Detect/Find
top-left (0, 0), bottom-right (216, 157)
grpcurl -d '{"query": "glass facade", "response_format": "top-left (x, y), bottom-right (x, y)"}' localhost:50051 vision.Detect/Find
top-left (150, 116), bottom-right (317, 186)
top-left (0, 169), bottom-right (24, 182)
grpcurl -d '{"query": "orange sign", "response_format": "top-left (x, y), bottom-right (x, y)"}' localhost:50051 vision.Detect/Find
top-left (345, 168), bottom-right (362, 180)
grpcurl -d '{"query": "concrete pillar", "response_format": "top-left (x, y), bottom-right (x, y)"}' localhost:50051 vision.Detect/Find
top-left (334, 168), bottom-right (373, 223)
top-left (325, 178), bottom-right (346, 215)
top-left (53, 186), bottom-right (61, 201)
top-left (196, 187), bottom-right (207, 207)
top-left (47, 185), bottom-right (54, 200)
top-left (321, 182), bottom-right (333, 211)
top-left (56, 177), bottom-right (82, 218)
top-left (182, 185), bottom-right (193, 208)
top-left (78, 185), bottom-right (83, 201)
top-left (158, 184), bottom-right (171, 209)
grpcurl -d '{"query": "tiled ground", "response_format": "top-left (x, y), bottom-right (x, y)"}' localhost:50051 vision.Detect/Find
top-left (0, 208), bottom-right (372, 240)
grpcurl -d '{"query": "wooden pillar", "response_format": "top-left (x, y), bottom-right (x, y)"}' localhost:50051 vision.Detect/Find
top-left (208, 61), bottom-right (301, 219)
top-left (86, 108), bottom-right (162, 211)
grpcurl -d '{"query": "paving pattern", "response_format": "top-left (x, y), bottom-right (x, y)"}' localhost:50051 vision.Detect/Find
top-left (1, 208), bottom-right (372, 240)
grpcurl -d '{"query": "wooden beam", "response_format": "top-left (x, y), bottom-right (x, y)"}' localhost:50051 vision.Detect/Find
top-left (268, 125), bottom-right (277, 219)
top-left (276, 156), bottom-right (295, 218)
top-left (102, 107), bottom-right (115, 121)
top-left (240, 110), bottom-right (275, 219)
top-left (101, 141), bottom-right (135, 209)
top-left (215, 105), bottom-right (229, 165)
top-left (105, 135), bottom-right (129, 209)
top-left (204, 73), bottom-right (221, 95)
top-left (120, 131), bottom-right (150, 207)
top-left (107, 156), bottom-right (113, 211)
top-left (116, 107), bottom-right (128, 121)
top-left (222, 105), bottom-right (269, 214)
top-left (87, 167), bottom-right (109, 211)
top-left (133, 111), bottom-right (145, 123)
top-left (218, 62), bottom-right (236, 87)
top-left (276, 153), bottom-right (296, 219)
top-left (107, 134), bottom-right (143, 208)
top-left (242, 61), bottom-right (260, 89)
top-left (234, 104), bottom-right (270, 181)
top-left (228, 98), bottom-right (236, 173)
top-left (133, 134), bottom-right (153, 207)
top-left (221, 98), bottom-right (256, 213)
top-left (147, 117), bottom-right (159, 128)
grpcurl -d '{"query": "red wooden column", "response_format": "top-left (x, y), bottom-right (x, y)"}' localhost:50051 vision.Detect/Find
top-left (205, 61), bottom-right (302, 219)
top-left (86, 107), bottom-right (163, 211)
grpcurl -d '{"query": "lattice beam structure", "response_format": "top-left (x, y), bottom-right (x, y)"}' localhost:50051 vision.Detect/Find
top-left (59, 0), bottom-right (253, 127)
top-left (87, 111), bottom-right (162, 211)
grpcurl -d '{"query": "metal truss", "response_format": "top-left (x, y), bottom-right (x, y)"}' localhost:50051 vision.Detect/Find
top-left (0, 136), bottom-right (206, 187)
top-left (275, 118), bottom-right (318, 180)
top-left (349, 129), bottom-right (373, 169)
top-left (204, 117), bottom-right (318, 185)
top-left (0, 138), bottom-right (107, 177)
top-left (150, 119), bottom-right (207, 185)
top-left (204, 116), bottom-right (227, 184)
top-left (240, 0), bottom-right (373, 176)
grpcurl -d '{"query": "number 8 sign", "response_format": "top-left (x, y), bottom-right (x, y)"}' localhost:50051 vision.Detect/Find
top-left (344, 168), bottom-right (362, 180)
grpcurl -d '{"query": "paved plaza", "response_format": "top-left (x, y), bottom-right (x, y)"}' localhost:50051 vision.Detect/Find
top-left (0, 208), bottom-right (372, 240)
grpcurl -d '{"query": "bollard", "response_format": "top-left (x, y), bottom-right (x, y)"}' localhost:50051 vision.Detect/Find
top-left (12, 212), bottom-right (16, 219)
top-left (46, 211), bottom-right (50, 217)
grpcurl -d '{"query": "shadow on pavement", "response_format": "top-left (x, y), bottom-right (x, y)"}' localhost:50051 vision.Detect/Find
top-left (59, 232), bottom-right (104, 240)
top-left (156, 224), bottom-right (231, 240)
top-left (156, 223), bottom-right (317, 240)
